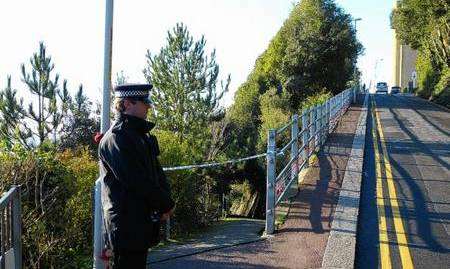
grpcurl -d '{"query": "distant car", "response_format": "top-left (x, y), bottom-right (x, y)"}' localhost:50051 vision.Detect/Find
top-left (390, 86), bottom-right (401, 94)
top-left (376, 82), bottom-right (388, 94)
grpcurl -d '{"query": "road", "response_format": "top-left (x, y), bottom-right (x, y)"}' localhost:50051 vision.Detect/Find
top-left (356, 94), bottom-right (450, 269)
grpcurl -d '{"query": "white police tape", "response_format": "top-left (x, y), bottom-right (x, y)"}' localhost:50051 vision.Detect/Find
top-left (162, 153), bottom-right (268, 171)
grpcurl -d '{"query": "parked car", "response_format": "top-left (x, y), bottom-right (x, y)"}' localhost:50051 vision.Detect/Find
top-left (376, 82), bottom-right (388, 94)
top-left (390, 86), bottom-right (401, 94)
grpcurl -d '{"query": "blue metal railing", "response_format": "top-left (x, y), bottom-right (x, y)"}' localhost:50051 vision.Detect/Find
top-left (265, 87), bottom-right (357, 234)
top-left (0, 186), bottom-right (22, 269)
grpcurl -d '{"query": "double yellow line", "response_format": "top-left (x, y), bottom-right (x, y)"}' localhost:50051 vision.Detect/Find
top-left (371, 97), bottom-right (414, 269)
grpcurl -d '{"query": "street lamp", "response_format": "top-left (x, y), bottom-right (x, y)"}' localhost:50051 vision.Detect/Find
top-left (94, 1), bottom-right (114, 268)
top-left (352, 18), bottom-right (362, 89)
top-left (353, 18), bottom-right (362, 30)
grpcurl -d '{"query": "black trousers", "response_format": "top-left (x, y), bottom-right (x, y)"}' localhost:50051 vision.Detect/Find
top-left (112, 249), bottom-right (148, 269)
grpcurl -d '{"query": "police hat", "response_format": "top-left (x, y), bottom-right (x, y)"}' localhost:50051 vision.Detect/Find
top-left (114, 84), bottom-right (153, 105)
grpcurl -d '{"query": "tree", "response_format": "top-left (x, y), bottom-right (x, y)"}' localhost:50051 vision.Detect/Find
top-left (0, 76), bottom-right (31, 147)
top-left (21, 42), bottom-right (71, 145)
top-left (143, 23), bottom-right (230, 143)
top-left (226, 0), bottom-right (362, 217)
top-left (391, 0), bottom-right (449, 100)
top-left (59, 85), bottom-right (99, 152)
top-left (391, 0), bottom-right (449, 67)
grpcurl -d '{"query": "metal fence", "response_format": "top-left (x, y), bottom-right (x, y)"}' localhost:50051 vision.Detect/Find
top-left (0, 186), bottom-right (22, 269)
top-left (265, 88), bottom-right (356, 234)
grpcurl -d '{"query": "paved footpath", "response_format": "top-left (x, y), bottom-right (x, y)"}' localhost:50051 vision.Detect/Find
top-left (147, 95), bottom-right (365, 269)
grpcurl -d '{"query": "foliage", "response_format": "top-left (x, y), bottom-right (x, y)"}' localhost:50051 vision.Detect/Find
top-left (299, 90), bottom-right (333, 110)
top-left (156, 129), bottom-right (220, 234)
top-left (433, 66), bottom-right (450, 108)
top-left (0, 42), bottom-right (98, 151)
top-left (391, 0), bottom-right (449, 67)
top-left (226, 0), bottom-right (361, 217)
top-left (416, 49), bottom-right (441, 99)
top-left (391, 0), bottom-right (449, 106)
top-left (59, 86), bottom-right (99, 153)
top-left (0, 143), bottom-right (96, 268)
top-left (20, 42), bottom-right (66, 146)
top-left (258, 88), bottom-right (292, 152)
top-left (0, 77), bottom-right (28, 147)
top-left (143, 23), bottom-right (230, 144)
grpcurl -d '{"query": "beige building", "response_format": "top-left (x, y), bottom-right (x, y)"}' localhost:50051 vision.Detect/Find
top-left (392, 0), bottom-right (418, 89)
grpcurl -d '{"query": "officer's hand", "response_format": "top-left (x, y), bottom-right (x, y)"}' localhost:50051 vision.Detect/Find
top-left (160, 208), bottom-right (174, 221)
top-left (160, 213), bottom-right (170, 221)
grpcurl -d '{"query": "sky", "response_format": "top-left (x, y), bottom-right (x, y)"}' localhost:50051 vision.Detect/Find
top-left (0, 0), bottom-right (395, 107)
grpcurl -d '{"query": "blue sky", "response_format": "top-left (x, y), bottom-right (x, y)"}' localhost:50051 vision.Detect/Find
top-left (0, 0), bottom-right (394, 106)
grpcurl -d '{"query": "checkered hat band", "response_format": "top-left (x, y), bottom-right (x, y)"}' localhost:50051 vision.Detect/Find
top-left (115, 90), bottom-right (148, 98)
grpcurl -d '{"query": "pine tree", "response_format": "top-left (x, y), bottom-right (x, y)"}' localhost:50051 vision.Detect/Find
top-left (0, 76), bottom-right (31, 147)
top-left (21, 42), bottom-right (72, 145)
top-left (143, 23), bottom-right (230, 141)
top-left (59, 85), bottom-right (99, 151)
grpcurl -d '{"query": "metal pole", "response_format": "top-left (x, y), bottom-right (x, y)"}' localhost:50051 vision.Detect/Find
top-left (302, 109), bottom-right (309, 170)
top-left (320, 104), bottom-right (325, 146)
top-left (101, 0), bottom-right (114, 134)
top-left (326, 100), bottom-right (330, 135)
top-left (94, 1), bottom-right (114, 268)
top-left (165, 218), bottom-right (171, 241)
top-left (265, 129), bottom-right (276, 235)
top-left (12, 187), bottom-right (22, 269)
top-left (310, 107), bottom-right (316, 155)
top-left (290, 115), bottom-right (299, 187)
top-left (318, 104), bottom-right (323, 148)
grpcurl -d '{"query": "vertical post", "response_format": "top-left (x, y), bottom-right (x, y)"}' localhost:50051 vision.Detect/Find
top-left (95, 1), bottom-right (114, 268)
top-left (290, 115), bottom-right (299, 185)
top-left (1, 207), bottom-right (4, 269)
top-left (340, 92), bottom-right (344, 113)
top-left (265, 129), bottom-right (276, 235)
top-left (101, 0), bottom-right (114, 134)
top-left (93, 179), bottom-right (104, 269)
top-left (12, 187), bottom-right (22, 269)
top-left (320, 104), bottom-right (325, 146)
top-left (353, 88), bottom-right (357, 103)
top-left (316, 105), bottom-right (322, 148)
top-left (302, 110), bottom-right (309, 169)
top-left (310, 107), bottom-right (316, 155)
top-left (326, 100), bottom-right (330, 135)
top-left (165, 218), bottom-right (171, 241)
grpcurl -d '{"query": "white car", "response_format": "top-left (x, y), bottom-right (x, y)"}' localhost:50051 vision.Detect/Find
top-left (376, 82), bottom-right (388, 94)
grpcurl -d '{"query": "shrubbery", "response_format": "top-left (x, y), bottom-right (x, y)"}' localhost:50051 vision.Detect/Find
top-left (0, 142), bottom-right (97, 268)
top-left (392, 0), bottom-right (449, 106)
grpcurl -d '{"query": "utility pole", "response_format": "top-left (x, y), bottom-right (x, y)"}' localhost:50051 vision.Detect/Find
top-left (94, 0), bottom-right (114, 268)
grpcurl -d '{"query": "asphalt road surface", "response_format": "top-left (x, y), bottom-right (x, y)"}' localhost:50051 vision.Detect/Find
top-left (356, 94), bottom-right (450, 269)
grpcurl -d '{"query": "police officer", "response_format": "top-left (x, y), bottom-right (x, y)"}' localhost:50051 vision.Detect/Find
top-left (98, 84), bottom-right (174, 269)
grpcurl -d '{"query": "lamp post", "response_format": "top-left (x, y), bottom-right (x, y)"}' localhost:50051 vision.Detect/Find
top-left (94, 0), bottom-right (114, 268)
top-left (353, 18), bottom-right (362, 31)
top-left (352, 18), bottom-right (362, 88)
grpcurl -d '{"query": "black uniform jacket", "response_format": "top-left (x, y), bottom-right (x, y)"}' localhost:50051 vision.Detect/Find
top-left (98, 113), bottom-right (174, 251)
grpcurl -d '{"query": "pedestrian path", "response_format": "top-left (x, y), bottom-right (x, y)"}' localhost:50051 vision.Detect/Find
top-left (148, 218), bottom-right (265, 264)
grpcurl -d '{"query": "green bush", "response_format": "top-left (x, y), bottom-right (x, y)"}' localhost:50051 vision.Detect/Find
top-left (156, 130), bottom-right (221, 235)
top-left (416, 50), bottom-right (440, 99)
top-left (433, 66), bottom-right (450, 108)
top-left (0, 143), bottom-right (97, 269)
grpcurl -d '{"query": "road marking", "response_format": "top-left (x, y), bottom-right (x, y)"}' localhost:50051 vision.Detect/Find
top-left (371, 99), bottom-right (392, 269)
top-left (373, 97), bottom-right (414, 269)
